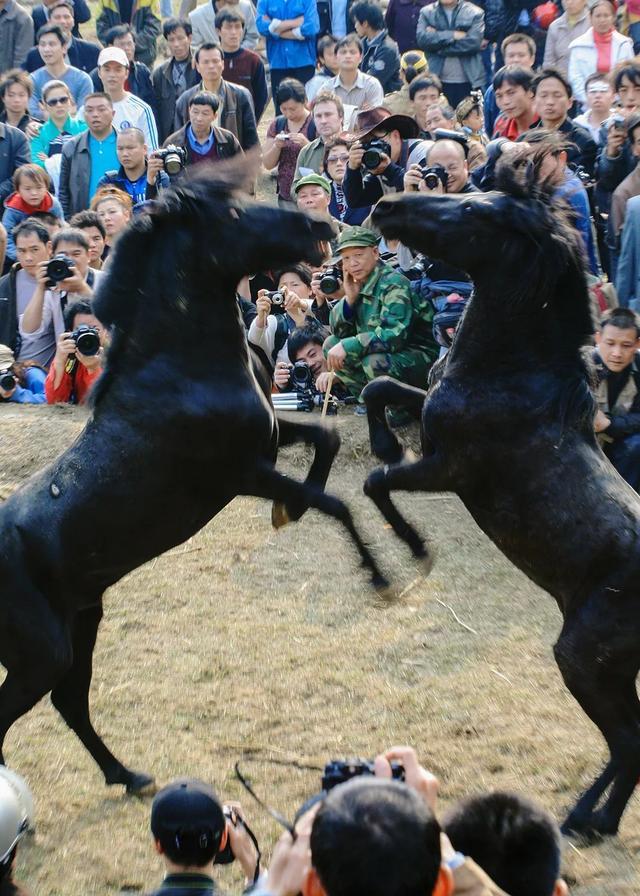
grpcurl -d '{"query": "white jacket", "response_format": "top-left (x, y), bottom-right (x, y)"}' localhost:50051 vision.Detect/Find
top-left (568, 27), bottom-right (633, 106)
top-left (189, 0), bottom-right (258, 51)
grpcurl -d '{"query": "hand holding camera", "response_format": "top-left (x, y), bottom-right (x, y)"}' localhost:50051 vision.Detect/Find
top-left (256, 290), bottom-right (275, 326)
top-left (146, 153), bottom-right (165, 185)
top-left (274, 360), bottom-right (293, 389)
top-left (420, 163), bottom-right (448, 194)
top-left (216, 802), bottom-right (260, 884)
top-left (403, 163), bottom-right (425, 192)
top-left (39, 254), bottom-right (90, 295)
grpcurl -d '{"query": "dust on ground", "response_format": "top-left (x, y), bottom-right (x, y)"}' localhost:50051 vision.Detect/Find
top-left (0, 404), bottom-right (638, 895)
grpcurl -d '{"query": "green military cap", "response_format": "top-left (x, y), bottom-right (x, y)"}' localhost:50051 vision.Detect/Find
top-left (293, 173), bottom-right (331, 195)
top-left (337, 226), bottom-right (381, 252)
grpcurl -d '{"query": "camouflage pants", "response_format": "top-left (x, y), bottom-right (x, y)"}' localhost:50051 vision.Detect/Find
top-left (324, 336), bottom-right (432, 401)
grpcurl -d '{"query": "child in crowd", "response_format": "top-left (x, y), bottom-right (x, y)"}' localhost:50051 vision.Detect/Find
top-left (456, 95), bottom-right (488, 145)
top-left (2, 165), bottom-right (64, 262)
top-left (573, 71), bottom-right (615, 143)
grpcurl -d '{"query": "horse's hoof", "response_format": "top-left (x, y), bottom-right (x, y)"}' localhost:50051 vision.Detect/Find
top-left (560, 816), bottom-right (606, 846)
top-left (271, 501), bottom-right (290, 529)
top-left (419, 547), bottom-right (435, 578)
top-left (125, 771), bottom-right (155, 794)
top-left (372, 575), bottom-right (396, 602)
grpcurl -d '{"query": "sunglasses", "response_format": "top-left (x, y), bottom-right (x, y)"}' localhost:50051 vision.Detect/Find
top-left (46, 95), bottom-right (70, 106)
top-left (327, 154), bottom-right (349, 163)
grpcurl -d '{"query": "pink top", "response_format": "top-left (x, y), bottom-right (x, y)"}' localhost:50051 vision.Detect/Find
top-left (593, 28), bottom-right (613, 72)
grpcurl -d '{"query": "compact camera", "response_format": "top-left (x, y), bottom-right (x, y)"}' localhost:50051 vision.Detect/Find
top-left (266, 290), bottom-right (286, 313)
top-left (322, 758), bottom-right (405, 792)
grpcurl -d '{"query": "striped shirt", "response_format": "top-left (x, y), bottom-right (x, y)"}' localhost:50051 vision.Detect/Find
top-left (112, 92), bottom-right (158, 150)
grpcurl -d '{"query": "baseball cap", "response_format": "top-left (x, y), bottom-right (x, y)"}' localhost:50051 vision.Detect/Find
top-left (337, 226), bottom-right (380, 251)
top-left (293, 173), bottom-right (331, 195)
top-left (98, 46), bottom-right (128, 67)
top-left (151, 779), bottom-right (225, 850)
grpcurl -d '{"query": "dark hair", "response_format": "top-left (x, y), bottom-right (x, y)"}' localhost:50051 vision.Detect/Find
top-left (49, 0), bottom-right (74, 13)
top-left (493, 64), bottom-right (535, 92)
top-left (613, 60), bottom-right (640, 91)
top-left (323, 134), bottom-right (350, 169)
top-left (276, 77), bottom-right (307, 106)
top-left (443, 792), bottom-right (562, 896)
top-left (53, 227), bottom-right (90, 253)
top-left (189, 90), bottom-right (219, 112)
top-left (409, 74), bottom-right (443, 101)
top-left (351, 0), bottom-right (384, 30)
top-left (215, 7), bottom-right (245, 28)
top-left (601, 307), bottom-right (640, 336)
top-left (13, 163), bottom-right (50, 191)
top-left (163, 16), bottom-right (192, 38)
top-left (0, 68), bottom-right (33, 99)
top-left (13, 218), bottom-right (50, 246)
top-left (335, 34), bottom-right (363, 54)
top-left (84, 91), bottom-right (114, 107)
top-left (311, 779), bottom-right (442, 896)
top-left (70, 210), bottom-right (107, 239)
top-left (36, 23), bottom-right (66, 44)
top-left (195, 41), bottom-right (223, 63)
top-left (63, 300), bottom-right (94, 331)
top-left (30, 211), bottom-right (60, 229)
top-left (501, 31), bottom-right (536, 59)
top-left (532, 67), bottom-right (572, 98)
top-left (104, 23), bottom-right (135, 44)
top-left (317, 33), bottom-right (338, 61)
top-left (287, 321), bottom-right (329, 360)
top-left (276, 263), bottom-right (313, 289)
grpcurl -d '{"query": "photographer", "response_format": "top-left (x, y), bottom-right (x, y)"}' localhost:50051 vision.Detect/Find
top-left (20, 228), bottom-right (103, 368)
top-left (273, 323), bottom-right (340, 395)
top-left (148, 778), bottom-right (259, 896)
top-left (248, 267), bottom-right (316, 365)
top-left (44, 299), bottom-right (106, 404)
top-left (344, 107), bottom-right (430, 209)
top-left (97, 127), bottom-right (170, 207)
top-left (403, 137), bottom-right (474, 195)
top-left (0, 345), bottom-right (46, 404)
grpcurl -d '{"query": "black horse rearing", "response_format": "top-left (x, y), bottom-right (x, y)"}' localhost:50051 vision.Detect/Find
top-left (0, 169), bottom-right (385, 792)
top-left (364, 171), bottom-right (640, 838)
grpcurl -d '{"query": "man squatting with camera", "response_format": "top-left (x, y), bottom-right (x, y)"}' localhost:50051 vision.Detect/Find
top-left (19, 226), bottom-right (105, 404)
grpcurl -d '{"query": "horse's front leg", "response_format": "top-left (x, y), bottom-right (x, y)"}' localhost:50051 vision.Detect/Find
top-left (271, 418), bottom-right (340, 527)
top-left (364, 454), bottom-right (451, 566)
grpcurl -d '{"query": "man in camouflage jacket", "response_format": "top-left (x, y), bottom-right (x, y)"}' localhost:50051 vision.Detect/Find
top-left (324, 225), bottom-right (439, 405)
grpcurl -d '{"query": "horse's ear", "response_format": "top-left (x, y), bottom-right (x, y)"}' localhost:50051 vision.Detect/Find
top-left (92, 216), bottom-right (155, 329)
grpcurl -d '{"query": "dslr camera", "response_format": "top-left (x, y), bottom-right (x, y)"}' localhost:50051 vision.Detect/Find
top-left (46, 253), bottom-right (75, 287)
top-left (287, 360), bottom-right (313, 392)
top-left (0, 369), bottom-right (16, 392)
top-left (214, 806), bottom-right (238, 865)
top-left (322, 759), bottom-right (405, 792)
top-left (421, 163), bottom-right (448, 192)
top-left (154, 144), bottom-right (187, 175)
top-left (361, 138), bottom-right (391, 170)
top-left (266, 290), bottom-right (286, 313)
top-left (319, 262), bottom-right (342, 295)
top-left (71, 324), bottom-right (101, 356)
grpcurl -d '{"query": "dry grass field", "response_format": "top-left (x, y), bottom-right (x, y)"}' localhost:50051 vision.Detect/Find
top-left (0, 405), bottom-right (639, 895)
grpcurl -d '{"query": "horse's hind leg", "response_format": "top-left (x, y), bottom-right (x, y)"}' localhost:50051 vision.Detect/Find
top-left (272, 418), bottom-right (340, 526)
top-left (362, 377), bottom-right (427, 464)
top-left (364, 455), bottom-right (450, 565)
top-left (246, 463), bottom-right (388, 589)
top-left (50, 604), bottom-right (153, 793)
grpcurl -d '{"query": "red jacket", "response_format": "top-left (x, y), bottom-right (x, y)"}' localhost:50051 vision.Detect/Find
top-left (45, 362), bottom-right (101, 404)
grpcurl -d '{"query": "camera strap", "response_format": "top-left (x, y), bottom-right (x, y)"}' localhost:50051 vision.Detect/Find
top-left (234, 759), bottom-right (323, 841)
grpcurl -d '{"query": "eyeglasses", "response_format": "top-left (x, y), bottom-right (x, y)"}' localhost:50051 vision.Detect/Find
top-left (327, 154), bottom-right (349, 163)
top-left (46, 95), bottom-right (70, 106)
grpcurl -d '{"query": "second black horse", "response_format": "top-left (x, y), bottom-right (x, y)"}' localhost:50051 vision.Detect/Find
top-left (363, 169), bottom-right (640, 838)
top-left (0, 170), bottom-right (385, 792)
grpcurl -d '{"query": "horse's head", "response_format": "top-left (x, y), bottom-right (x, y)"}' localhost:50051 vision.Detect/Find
top-left (93, 164), bottom-right (334, 331)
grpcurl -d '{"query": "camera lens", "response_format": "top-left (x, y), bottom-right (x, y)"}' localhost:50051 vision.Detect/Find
top-left (0, 372), bottom-right (16, 391)
top-left (320, 272), bottom-right (339, 294)
top-left (362, 149), bottom-right (382, 169)
top-left (423, 173), bottom-right (440, 190)
top-left (163, 151), bottom-right (182, 175)
top-left (269, 291), bottom-right (284, 305)
top-left (46, 255), bottom-right (72, 283)
top-left (74, 328), bottom-right (101, 356)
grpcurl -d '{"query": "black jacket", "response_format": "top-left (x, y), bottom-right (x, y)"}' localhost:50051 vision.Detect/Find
top-left (152, 54), bottom-right (201, 143)
top-left (32, 0), bottom-right (91, 37)
top-left (532, 117), bottom-right (597, 178)
top-left (0, 123), bottom-right (30, 205)
top-left (0, 264), bottom-right (20, 355)
top-left (146, 872), bottom-right (216, 896)
top-left (24, 36), bottom-right (100, 74)
top-left (163, 124), bottom-right (243, 167)
top-left (361, 28), bottom-right (402, 94)
top-left (594, 350), bottom-right (640, 439)
top-left (91, 60), bottom-right (157, 117)
top-left (343, 139), bottom-right (425, 208)
top-left (174, 81), bottom-right (258, 151)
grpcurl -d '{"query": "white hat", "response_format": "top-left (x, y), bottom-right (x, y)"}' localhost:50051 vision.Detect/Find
top-left (0, 768), bottom-right (34, 833)
top-left (0, 779), bottom-right (28, 865)
top-left (98, 46), bottom-right (128, 67)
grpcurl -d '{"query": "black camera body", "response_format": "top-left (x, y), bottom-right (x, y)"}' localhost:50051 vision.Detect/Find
top-left (266, 290), bottom-right (286, 313)
top-left (155, 144), bottom-right (187, 175)
top-left (46, 253), bottom-right (74, 286)
top-left (213, 806), bottom-right (237, 865)
top-left (288, 360), bottom-right (313, 392)
top-left (320, 263), bottom-right (342, 295)
top-left (421, 164), bottom-right (448, 191)
top-left (72, 324), bottom-right (101, 357)
top-left (322, 759), bottom-right (405, 792)
top-left (0, 370), bottom-right (16, 392)
top-left (361, 138), bottom-right (391, 170)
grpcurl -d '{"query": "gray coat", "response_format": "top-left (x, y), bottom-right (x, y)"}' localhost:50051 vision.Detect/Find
top-left (59, 127), bottom-right (118, 218)
top-left (416, 0), bottom-right (484, 89)
top-left (0, 0), bottom-right (34, 74)
top-left (0, 123), bottom-right (30, 204)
